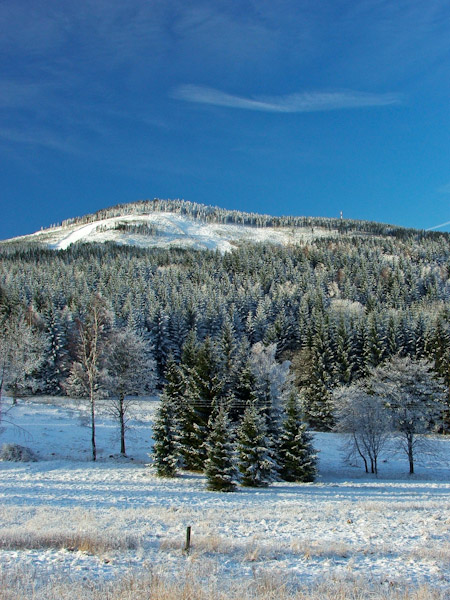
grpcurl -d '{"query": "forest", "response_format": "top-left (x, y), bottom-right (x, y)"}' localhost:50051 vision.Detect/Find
top-left (1, 202), bottom-right (450, 485)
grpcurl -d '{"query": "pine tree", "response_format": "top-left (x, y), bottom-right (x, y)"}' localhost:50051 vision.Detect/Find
top-left (152, 392), bottom-right (178, 477)
top-left (302, 317), bottom-right (335, 431)
top-left (160, 355), bottom-right (204, 471)
top-left (368, 315), bottom-right (385, 366)
top-left (279, 392), bottom-right (317, 482)
top-left (178, 336), bottom-right (225, 470)
top-left (181, 328), bottom-right (199, 370)
top-left (163, 354), bottom-right (185, 401)
top-left (36, 306), bottom-right (64, 395)
top-left (230, 358), bottom-right (258, 421)
top-left (190, 336), bottom-right (224, 427)
top-left (151, 307), bottom-right (171, 380)
top-left (177, 381), bottom-right (207, 471)
top-left (303, 346), bottom-right (334, 431)
top-left (333, 318), bottom-right (354, 385)
top-left (204, 404), bottom-right (237, 492)
top-left (218, 318), bottom-right (238, 393)
top-left (249, 342), bottom-right (290, 452)
top-left (237, 402), bottom-right (276, 487)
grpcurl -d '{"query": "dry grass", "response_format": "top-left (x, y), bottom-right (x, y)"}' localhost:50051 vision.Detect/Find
top-left (0, 506), bottom-right (140, 555)
top-left (409, 542), bottom-right (450, 565)
top-left (0, 569), bottom-right (448, 600)
top-left (0, 529), bottom-right (138, 554)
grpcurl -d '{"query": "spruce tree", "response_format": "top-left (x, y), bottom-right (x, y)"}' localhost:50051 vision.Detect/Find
top-left (334, 318), bottom-right (354, 385)
top-left (178, 337), bottom-right (225, 471)
top-left (152, 392), bottom-right (178, 477)
top-left (237, 402), bottom-right (276, 487)
top-left (303, 347), bottom-right (334, 431)
top-left (303, 318), bottom-right (335, 431)
top-left (230, 358), bottom-right (258, 421)
top-left (204, 404), bottom-right (237, 492)
top-left (162, 354), bottom-right (205, 471)
top-left (279, 392), bottom-right (317, 482)
top-left (177, 380), bottom-right (207, 471)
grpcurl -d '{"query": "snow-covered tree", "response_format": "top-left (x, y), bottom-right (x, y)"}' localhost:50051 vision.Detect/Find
top-left (105, 327), bottom-right (156, 456)
top-left (66, 295), bottom-right (113, 461)
top-left (249, 342), bottom-right (291, 439)
top-left (177, 380), bottom-right (209, 471)
top-left (0, 308), bottom-right (44, 407)
top-left (177, 336), bottom-right (225, 470)
top-left (302, 320), bottom-right (335, 431)
top-left (152, 392), bottom-right (178, 477)
top-left (333, 383), bottom-right (391, 475)
top-left (204, 404), bottom-right (237, 492)
top-left (189, 336), bottom-right (224, 421)
top-left (368, 356), bottom-right (446, 474)
top-left (237, 402), bottom-right (277, 487)
top-left (159, 355), bottom-right (203, 472)
top-left (279, 391), bottom-right (317, 482)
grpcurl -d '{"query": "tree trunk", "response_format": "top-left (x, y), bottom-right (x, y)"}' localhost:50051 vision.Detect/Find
top-left (119, 394), bottom-right (126, 456)
top-left (0, 372), bottom-right (4, 424)
top-left (354, 435), bottom-right (368, 473)
top-left (407, 436), bottom-right (414, 475)
top-left (90, 383), bottom-right (96, 462)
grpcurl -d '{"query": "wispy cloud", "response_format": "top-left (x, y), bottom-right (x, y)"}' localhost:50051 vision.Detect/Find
top-left (0, 125), bottom-right (84, 156)
top-left (426, 220), bottom-right (450, 231)
top-left (172, 85), bottom-right (402, 113)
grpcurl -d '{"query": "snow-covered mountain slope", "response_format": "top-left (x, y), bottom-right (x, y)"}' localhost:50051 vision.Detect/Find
top-left (6, 211), bottom-right (339, 252)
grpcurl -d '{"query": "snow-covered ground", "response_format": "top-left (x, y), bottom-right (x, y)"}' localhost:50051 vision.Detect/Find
top-left (0, 397), bottom-right (449, 593)
top-left (7, 212), bottom-right (338, 252)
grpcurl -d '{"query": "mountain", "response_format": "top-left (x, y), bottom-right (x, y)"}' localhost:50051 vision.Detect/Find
top-left (2, 199), bottom-right (436, 252)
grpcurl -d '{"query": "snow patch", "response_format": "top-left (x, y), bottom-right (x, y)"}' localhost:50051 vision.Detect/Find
top-left (12, 213), bottom-right (338, 253)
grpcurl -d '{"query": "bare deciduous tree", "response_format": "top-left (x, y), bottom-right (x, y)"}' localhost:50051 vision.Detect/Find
top-left (333, 384), bottom-right (391, 475)
top-left (105, 327), bottom-right (156, 456)
top-left (369, 356), bottom-right (446, 475)
top-left (66, 295), bottom-right (113, 461)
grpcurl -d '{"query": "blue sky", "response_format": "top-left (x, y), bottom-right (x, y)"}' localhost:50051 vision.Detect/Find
top-left (1, 0), bottom-right (450, 239)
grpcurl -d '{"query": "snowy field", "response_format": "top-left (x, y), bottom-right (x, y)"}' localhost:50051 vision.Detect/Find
top-left (0, 397), bottom-right (450, 598)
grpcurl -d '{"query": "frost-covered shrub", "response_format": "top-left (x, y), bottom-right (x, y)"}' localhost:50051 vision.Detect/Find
top-left (0, 443), bottom-right (37, 462)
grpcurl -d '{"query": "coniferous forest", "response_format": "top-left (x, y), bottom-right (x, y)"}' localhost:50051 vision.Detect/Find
top-left (1, 201), bottom-right (450, 484)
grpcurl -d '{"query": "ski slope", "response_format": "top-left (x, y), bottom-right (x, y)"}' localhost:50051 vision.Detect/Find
top-left (7, 212), bottom-right (338, 253)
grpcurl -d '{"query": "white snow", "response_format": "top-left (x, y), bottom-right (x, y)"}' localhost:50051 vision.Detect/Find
top-left (0, 396), bottom-right (449, 592)
top-left (9, 212), bottom-right (338, 252)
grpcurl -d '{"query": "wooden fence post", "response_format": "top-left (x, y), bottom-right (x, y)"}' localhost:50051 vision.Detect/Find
top-left (184, 526), bottom-right (191, 553)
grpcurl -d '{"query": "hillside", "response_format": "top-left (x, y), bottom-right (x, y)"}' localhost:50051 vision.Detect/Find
top-left (3, 199), bottom-right (443, 251)
top-left (7, 210), bottom-right (339, 252)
